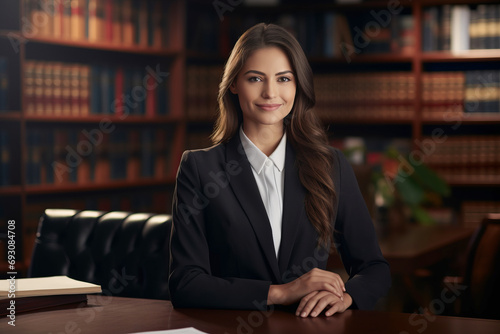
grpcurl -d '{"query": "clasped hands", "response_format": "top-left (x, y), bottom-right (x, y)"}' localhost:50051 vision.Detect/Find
top-left (267, 268), bottom-right (352, 318)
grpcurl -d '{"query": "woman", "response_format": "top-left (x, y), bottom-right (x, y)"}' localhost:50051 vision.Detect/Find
top-left (169, 23), bottom-right (390, 317)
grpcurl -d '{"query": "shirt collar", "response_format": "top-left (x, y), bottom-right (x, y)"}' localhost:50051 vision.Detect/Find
top-left (239, 126), bottom-right (287, 174)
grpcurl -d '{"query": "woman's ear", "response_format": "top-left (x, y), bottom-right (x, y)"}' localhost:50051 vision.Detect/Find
top-left (229, 81), bottom-right (237, 94)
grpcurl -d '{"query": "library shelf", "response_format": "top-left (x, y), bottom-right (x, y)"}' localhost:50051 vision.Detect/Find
top-left (0, 111), bottom-right (22, 120)
top-left (22, 35), bottom-right (182, 57)
top-left (309, 53), bottom-right (414, 64)
top-left (320, 116), bottom-right (414, 124)
top-left (24, 115), bottom-right (183, 124)
top-left (422, 114), bottom-right (500, 124)
top-left (0, 185), bottom-right (22, 196)
top-left (0, 0), bottom-right (187, 273)
top-left (446, 179), bottom-right (500, 187)
top-left (25, 178), bottom-right (177, 195)
top-left (421, 50), bottom-right (500, 63)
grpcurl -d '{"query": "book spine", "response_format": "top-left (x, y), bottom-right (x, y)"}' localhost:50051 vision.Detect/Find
top-left (80, 65), bottom-right (90, 116)
top-left (70, 64), bottom-right (80, 116)
top-left (52, 62), bottom-right (63, 115)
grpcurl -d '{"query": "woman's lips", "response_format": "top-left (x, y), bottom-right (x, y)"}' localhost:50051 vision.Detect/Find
top-left (256, 104), bottom-right (281, 111)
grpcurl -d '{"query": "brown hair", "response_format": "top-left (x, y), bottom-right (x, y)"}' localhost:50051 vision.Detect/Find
top-left (211, 23), bottom-right (336, 248)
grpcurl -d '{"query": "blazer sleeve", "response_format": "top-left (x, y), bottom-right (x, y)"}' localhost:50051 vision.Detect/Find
top-left (333, 149), bottom-right (392, 310)
top-left (168, 150), bottom-right (272, 309)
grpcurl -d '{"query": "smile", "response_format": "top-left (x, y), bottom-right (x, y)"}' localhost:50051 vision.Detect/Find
top-left (256, 104), bottom-right (282, 111)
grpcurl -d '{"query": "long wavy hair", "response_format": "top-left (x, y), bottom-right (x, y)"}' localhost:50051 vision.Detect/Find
top-left (211, 23), bottom-right (336, 248)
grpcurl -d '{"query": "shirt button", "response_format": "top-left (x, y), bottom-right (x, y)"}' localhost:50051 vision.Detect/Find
top-left (265, 160), bottom-right (272, 167)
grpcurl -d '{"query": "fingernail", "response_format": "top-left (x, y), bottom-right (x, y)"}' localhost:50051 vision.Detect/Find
top-left (296, 312), bottom-right (299, 316)
top-left (326, 312), bottom-right (331, 316)
top-left (311, 312), bottom-right (316, 317)
top-left (301, 312), bottom-right (307, 317)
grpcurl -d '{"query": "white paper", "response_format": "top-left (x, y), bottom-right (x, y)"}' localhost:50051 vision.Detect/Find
top-left (128, 328), bottom-right (208, 334)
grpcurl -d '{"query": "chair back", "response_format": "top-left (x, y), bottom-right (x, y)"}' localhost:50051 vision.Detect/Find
top-left (462, 213), bottom-right (500, 319)
top-left (28, 209), bottom-right (172, 300)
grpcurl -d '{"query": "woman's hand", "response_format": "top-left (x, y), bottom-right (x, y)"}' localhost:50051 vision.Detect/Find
top-left (296, 291), bottom-right (352, 317)
top-left (267, 268), bottom-right (345, 306)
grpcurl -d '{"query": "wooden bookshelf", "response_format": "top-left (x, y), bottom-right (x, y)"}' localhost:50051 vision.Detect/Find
top-left (0, 0), bottom-right (186, 273)
top-left (24, 114), bottom-right (182, 124)
top-left (25, 178), bottom-right (176, 195)
top-left (184, 0), bottom-right (500, 227)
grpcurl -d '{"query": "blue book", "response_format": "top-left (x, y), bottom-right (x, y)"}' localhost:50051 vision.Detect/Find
top-left (90, 65), bottom-right (102, 114)
top-left (141, 129), bottom-right (154, 177)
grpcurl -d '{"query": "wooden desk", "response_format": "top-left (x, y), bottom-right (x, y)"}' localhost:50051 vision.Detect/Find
top-left (378, 225), bottom-right (475, 274)
top-left (1, 295), bottom-right (499, 334)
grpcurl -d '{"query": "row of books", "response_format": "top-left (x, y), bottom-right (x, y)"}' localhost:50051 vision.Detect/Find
top-left (422, 5), bottom-right (500, 52)
top-left (25, 60), bottom-right (170, 117)
top-left (0, 189), bottom-right (171, 262)
top-left (188, 9), bottom-right (414, 57)
top-left (314, 72), bottom-right (415, 120)
top-left (315, 105), bottom-right (413, 121)
top-left (185, 65), bottom-right (222, 120)
top-left (23, 0), bottom-right (171, 48)
top-left (24, 127), bottom-right (174, 185)
top-left (422, 70), bottom-right (500, 114)
top-left (461, 201), bottom-right (500, 228)
top-left (0, 130), bottom-right (8, 186)
top-left (432, 166), bottom-right (500, 184)
top-left (422, 70), bottom-right (500, 117)
top-left (423, 135), bottom-right (500, 166)
top-left (314, 72), bottom-right (416, 103)
top-left (422, 72), bottom-right (465, 103)
top-left (0, 57), bottom-right (7, 111)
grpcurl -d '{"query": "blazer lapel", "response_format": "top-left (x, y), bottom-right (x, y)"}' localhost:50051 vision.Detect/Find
top-left (278, 142), bottom-right (306, 275)
top-left (225, 136), bottom-right (281, 282)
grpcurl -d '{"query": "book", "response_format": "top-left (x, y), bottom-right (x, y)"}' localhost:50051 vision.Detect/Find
top-left (0, 276), bottom-right (102, 299)
top-left (0, 293), bottom-right (87, 316)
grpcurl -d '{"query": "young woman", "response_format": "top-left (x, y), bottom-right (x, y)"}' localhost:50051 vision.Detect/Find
top-left (169, 23), bottom-right (390, 318)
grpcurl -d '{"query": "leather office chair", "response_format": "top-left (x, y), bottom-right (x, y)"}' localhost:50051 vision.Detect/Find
top-left (459, 213), bottom-right (500, 319)
top-left (29, 209), bottom-right (172, 300)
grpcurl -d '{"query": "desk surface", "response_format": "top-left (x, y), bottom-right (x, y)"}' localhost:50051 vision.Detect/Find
top-left (379, 225), bottom-right (475, 274)
top-left (1, 295), bottom-right (499, 334)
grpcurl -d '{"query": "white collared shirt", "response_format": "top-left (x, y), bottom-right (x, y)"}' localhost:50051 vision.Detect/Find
top-left (239, 126), bottom-right (286, 258)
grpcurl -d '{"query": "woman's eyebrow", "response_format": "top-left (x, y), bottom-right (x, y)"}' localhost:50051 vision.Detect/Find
top-left (243, 70), bottom-right (294, 76)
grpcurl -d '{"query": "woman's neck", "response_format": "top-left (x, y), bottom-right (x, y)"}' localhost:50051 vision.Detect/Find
top-left (242, 123), bottom-right (284, 157)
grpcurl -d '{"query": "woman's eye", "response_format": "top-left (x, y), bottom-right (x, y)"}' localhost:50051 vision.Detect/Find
top-left (278, 77), bottom-right (291, 82)
top-left (248, 77), bottom-right (262, 82)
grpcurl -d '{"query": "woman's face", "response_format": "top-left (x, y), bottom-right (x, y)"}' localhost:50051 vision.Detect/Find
top-left (230, 47), bottom-right (296, 130)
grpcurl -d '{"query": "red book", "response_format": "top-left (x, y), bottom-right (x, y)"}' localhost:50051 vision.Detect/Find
top-left (114, 67), bottom-right (124, 116)
top-left (105, 0), bottom-right (113, 42)
top-left (146, 74), bottom-right (157, 117)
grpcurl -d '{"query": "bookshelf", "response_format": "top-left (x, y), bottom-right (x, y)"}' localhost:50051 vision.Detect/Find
top-left (184, 0), bottom-right (500, 227)
top-left (0, 0), bottom-right (186, 276)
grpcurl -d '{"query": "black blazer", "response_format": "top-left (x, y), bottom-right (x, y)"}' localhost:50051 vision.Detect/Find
top-left (169, 134), bottom-right (391, 310)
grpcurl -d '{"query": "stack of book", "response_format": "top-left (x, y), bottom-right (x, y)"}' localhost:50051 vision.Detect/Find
top-left (0, 276), bottom-right (101, 316)
top-left (23, 0), bottom-right (170, 48)
top-left (24, 60), bottom-right (170, 117)
top-left (314, 72), bottom-right (415, 120)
